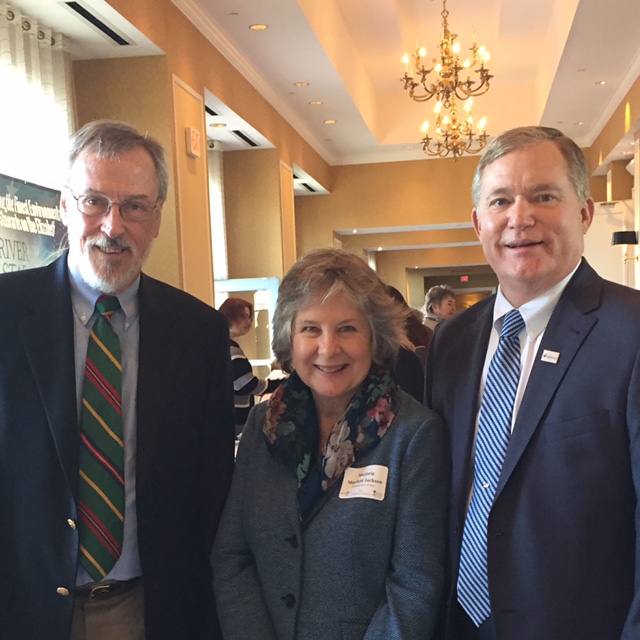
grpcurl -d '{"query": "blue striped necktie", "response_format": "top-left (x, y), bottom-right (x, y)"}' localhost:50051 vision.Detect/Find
top-left (457, 308), bottom-right (525, 626)
top-left (78, 295), bottom-right (124, 581)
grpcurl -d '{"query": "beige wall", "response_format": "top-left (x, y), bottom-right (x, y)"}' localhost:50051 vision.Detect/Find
top-left (376, 246), bottom-right (488, 293)
top-left (172, 76), bottom-right (215, 304)
top-left (223, 149), bottom-right (284, 279)
top-left (296, 156), bottom-right (478, 254)
top-left (590, 75), bottom-right (640, 169)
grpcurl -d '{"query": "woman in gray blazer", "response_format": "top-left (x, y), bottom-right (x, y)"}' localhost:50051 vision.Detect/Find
top-left (212, 249), bottom-right (448, 640)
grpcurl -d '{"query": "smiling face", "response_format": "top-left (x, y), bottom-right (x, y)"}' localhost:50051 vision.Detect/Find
top-left (61, 148), bottom-right (162, 293)
top-left (473, 140), bottom-right (594, 307)
top-left (291, 292), bottom-right (373, 420)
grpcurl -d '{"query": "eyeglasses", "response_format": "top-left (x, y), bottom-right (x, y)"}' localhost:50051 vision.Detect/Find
top-left (67, 189), bottom-right (160, 222)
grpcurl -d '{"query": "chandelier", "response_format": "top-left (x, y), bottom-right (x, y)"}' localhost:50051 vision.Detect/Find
top-left (421, 97), bottom-right (487, 159)
top-left (401, 0), bottom-right (492, 159)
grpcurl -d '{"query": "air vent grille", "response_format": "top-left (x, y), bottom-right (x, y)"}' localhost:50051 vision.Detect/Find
top-left (65, 2), bottom-right (130, 46)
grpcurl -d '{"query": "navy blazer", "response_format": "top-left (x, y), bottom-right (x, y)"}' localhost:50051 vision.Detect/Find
top-left (426, 259), bottom-right (640, 640)
top-left (212, 390), bottom-right (449, 640)
top-left (0, 254), bottom-right (235, 640)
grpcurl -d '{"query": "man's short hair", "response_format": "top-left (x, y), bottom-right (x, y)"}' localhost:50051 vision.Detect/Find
top-left (68, 120), bottom-right (169, 201)
top-left (471, 126), bottom-right (590, 207)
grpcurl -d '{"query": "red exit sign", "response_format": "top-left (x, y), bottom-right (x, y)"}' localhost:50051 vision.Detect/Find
top-left (460, 275), bottom-right (469, 282)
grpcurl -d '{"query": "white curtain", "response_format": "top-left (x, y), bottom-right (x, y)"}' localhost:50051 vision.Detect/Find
top-left (0, 1), bottom-right (74, 189)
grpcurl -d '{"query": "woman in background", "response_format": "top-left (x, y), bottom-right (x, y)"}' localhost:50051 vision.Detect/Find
top-left (422, 284), bottom-right (457, 332)
top-left (387, 285), bottom-right (432, 374)
top-left (219, 297), bottom-right (283, 436)
top-left (212, 249), bottom-right (448, 640)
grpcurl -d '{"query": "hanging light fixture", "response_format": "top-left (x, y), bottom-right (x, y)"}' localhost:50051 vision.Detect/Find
top-left (421, 97), bottom-right (488, 159)
top-left (401, 0), bottom-right (492, 159)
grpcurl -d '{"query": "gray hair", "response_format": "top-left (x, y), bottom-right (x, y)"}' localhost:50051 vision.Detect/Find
top-left (471, 126), bottom-right (590, 207)
top-left (423, 284), bottom-right (455, 315)
top-left (67, 120), bottom-right (169, 201)
top-left (272, 249), bottom-right (410, 373)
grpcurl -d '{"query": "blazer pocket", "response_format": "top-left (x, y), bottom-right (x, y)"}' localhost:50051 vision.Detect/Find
top-left (341, 619), bottom-right (368, 640)
top-left (543, 409), bottom-right (611, 442)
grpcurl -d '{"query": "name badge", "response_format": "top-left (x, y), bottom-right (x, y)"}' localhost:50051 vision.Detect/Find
top-left (339, 465), bottom-right (389, 501)
top-left (541, 349), bottom-right (560, 364)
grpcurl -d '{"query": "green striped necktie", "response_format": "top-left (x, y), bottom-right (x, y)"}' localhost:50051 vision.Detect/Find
top-left (78, 295), bottom-right (124, 582)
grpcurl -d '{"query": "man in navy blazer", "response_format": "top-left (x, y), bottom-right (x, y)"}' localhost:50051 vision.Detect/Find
top-left (0, 121), bottom-right (235, 639)
top-left (426, 126), bottom-right (640, 640)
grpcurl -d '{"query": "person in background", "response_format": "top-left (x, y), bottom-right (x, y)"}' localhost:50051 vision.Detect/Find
top-left (426, 126), bottom-right (640, 639)
top-left (219, 297), bottom-right (284, 436)
top-left (422, 284), bottom-right (457, 332)
top-left (385, 285), bottom-right (428, 400)
top-left (212, 248), bottom-right (449, 640)
top-left (387, 286), bottom-right (432, 349)
top-left (0, 120), bottom-right (235, 640)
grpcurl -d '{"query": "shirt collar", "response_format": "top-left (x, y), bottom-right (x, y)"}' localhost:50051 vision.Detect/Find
top-left (67, 258), bottom-right (140, 327)
top-left (492, 262), bottom-right (580, 340)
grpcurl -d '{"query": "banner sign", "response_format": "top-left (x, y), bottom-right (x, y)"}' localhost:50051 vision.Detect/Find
top-left (0, 173), bottom-right (67, 272)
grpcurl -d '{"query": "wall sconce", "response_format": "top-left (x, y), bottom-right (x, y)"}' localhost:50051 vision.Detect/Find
top-left (611, 231), bottom-right (639, 262)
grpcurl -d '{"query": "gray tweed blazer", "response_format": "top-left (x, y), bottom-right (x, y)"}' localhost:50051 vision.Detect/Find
top-left (212, 389), bottom-right (449, 640)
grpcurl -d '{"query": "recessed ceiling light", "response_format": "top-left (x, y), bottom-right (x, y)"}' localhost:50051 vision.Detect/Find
top-left (575, 122), bottom-right (583, 126)
top-left (352, 230), bottom-right (358, 234)
top-left (596, 80), bottom-right (606, 85)
top-left (377, 246), bottom-right (382, 251)
top-left (294, 81), bottom-right (309, 87)
top-left (209, 122), bottom-right (227, 128)
top-left (324, 119), bottom-right (337, 125)
top-left (249, 24), bottom-right (268, 31)
top-left (309, 101), bottom-right (323, 106)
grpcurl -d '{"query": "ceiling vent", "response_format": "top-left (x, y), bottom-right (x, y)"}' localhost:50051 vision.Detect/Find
top-left (231, 130), bottom-right (258, 148)
top-left (64, 2), bottom-right (130, 46)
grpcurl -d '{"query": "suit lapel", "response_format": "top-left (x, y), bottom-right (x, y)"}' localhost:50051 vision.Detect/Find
top-left (135, 275), bottom-right (181, 493)
top-left (448, 301), bottom-right (495, 521)
top-left (21, 255), bottom-right (79, 493)
top-left (495, 262), bottom-right (601, 499)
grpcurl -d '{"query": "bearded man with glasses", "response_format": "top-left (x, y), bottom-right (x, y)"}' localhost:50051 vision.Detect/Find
top-left (0, 120), bottom-right (235, 640)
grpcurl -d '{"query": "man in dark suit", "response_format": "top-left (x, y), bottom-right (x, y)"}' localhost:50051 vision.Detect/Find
top-left (426, 126), bottom-right (640, 640)
top-left (0, 120), bottom-right (235, 639)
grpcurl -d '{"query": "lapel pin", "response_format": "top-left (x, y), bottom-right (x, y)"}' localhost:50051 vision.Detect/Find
top-left (541, 349), bottom-right (560, 364)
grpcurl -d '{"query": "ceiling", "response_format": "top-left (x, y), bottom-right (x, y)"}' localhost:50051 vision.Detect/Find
top-left (171, 0), bottom-right (640, 173)
top-left (15, 0), bottom-right (640, 177)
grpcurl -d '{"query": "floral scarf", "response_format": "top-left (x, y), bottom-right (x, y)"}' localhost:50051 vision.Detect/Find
top-left (263, 368), bottom-right (397, 497)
